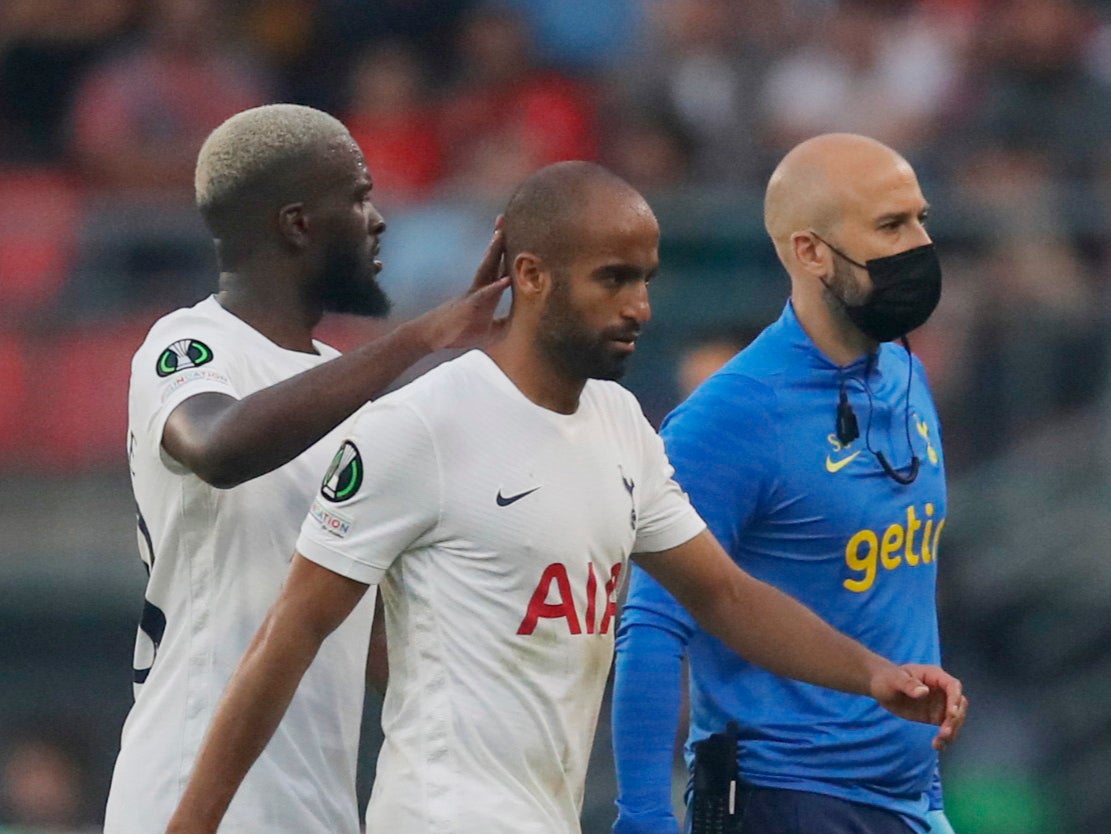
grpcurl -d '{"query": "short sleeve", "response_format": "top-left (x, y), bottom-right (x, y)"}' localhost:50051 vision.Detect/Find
top-left (296, 400), bottom-right (440, 586)
top-left (132, 315), bottom-right (242, 448)
top-left (627, 399), bottom-right (707, 555)
top-left (659, 372), bottom-right (779, 556)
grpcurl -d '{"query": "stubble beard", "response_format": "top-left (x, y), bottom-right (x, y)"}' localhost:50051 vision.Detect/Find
top-left (537, 280), bottom-right (629, 382)
top-left (823, 253), bottom-right (870, 324)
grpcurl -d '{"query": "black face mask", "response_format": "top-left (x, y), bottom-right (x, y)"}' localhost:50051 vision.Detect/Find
top-left (815, 235), bottom-right (942, 342)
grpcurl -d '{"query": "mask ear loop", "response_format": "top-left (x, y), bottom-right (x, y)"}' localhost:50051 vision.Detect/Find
top-left (811, 231), bottom-right (867, 270)
top-left (864, 341), bottom-right (920, 484)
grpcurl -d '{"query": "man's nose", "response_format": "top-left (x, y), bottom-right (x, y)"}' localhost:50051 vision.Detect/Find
top-left (624, 283), bottom-right (651, 324)
top-left (911, 220), bottom-right (932, 247)
top-left (368, 207), bottom-right (386, 237)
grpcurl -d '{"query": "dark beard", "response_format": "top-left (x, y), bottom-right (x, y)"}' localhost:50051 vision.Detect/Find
top-left (823, 252), bottom-right (870, 316)
top-left (537, 279), bottom-right (635, 382)
top-left (316, 244), bottom-right (391, 317)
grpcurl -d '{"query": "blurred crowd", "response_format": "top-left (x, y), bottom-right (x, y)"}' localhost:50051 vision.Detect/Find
top-left (3, 0), bottom-right (1110, 193)
top-left (1, 0), bottom-right (1110, 474)
top-left (1, 0), bottom-right (1110, 469)
top-left (2, 1), bottom-right (1111, 832)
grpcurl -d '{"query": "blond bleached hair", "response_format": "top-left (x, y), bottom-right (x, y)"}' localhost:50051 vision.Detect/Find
top-left (195, 104), bottom-right (351, 215)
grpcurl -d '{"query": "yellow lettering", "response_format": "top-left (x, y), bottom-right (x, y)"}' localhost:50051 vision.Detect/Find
top-left (927, 518), bottom-right (945, 564)
top-left (904, 505), bottom-right (921, 566)
top-left (921, 504), bottom-right (935, 563)
top-left (844, 530), bottom-right (878, 592)
top-left (880, 523), bottom-right (904, 570)
top-left (844, 504), bottom-right (943, 591)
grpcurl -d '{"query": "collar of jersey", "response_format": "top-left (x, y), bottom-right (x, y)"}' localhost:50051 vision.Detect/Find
top-left (470, 349), bottom-right (586, 423)
top-left (777, 300), bottom-right (882, 379)
top-left (206, 295), bottom-right (329, 358)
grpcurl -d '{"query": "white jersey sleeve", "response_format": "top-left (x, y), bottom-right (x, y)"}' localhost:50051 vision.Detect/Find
top-left (113, 297), bottom-right (367, 834)
top-left (130, 311), bottom-right (242, 460)
top-left (627, 396), bottom-right (706, 554)
top-left (296, 400), bottom-right (440, 585)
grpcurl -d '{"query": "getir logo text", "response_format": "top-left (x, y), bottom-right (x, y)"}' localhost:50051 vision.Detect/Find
top-left (843, 503), bottom-right (944, 593)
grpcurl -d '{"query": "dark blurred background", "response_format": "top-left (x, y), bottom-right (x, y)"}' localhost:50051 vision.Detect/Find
top-left (1, 0), bottom-right (1110, 831)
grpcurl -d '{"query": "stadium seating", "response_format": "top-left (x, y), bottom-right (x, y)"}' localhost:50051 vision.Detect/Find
top-left (0, 168), bottom-right (81, 320)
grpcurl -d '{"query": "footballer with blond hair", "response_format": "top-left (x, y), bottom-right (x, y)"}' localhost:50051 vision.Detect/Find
top-left (103, 103), bottom-right (508, 833)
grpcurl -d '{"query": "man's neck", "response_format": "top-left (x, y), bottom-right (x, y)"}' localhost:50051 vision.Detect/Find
top-left (791, 292), bottom-right (875, 367)
top-left (216, 273), bottom-right (321, 354)
top-left (485, 332), bottom-right (585, 415)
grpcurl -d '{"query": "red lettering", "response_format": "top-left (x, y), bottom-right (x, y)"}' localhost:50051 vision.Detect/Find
top-left (516, 563), bottom-right (582, 635)
top-left (517, 562), bottom-right (624, 636)
top-left (598, 563), bottom-right (622, 635)
top-left (585, 563), bottom-right (598, 634)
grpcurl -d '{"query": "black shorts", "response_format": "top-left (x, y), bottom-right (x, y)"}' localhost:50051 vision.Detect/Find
top-left (721, 786), bottom-right (915, 834)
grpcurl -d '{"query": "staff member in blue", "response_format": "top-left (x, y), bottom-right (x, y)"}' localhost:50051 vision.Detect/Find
top-left (612, 133), bottom-right (960, 834)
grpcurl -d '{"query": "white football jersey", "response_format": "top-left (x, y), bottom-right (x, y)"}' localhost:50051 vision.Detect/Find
top-left (296, 350), bottom-right (706, 834)
top-left (105, 296), bottom-right (374, 834)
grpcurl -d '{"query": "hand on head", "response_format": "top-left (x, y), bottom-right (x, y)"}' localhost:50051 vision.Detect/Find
top-left (410, 216), bottom-right (512, 352)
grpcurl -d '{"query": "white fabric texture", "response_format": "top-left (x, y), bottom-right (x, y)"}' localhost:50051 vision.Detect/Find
top-left (105, 296), bottom-right (374, 834)
top-left (297, 349), bottom-right (705, 834)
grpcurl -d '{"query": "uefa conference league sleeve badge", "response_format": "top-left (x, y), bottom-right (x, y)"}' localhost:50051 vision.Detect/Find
top-left (320, 441), bottom-right (363, 502)
top-left (155, 339), bottom-right (214, 377)
top-left (309, 440), bottom-right (362, 539)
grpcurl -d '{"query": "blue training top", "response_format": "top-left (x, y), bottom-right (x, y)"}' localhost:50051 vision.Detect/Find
top-left (614, 302), bottom-right (947, 834)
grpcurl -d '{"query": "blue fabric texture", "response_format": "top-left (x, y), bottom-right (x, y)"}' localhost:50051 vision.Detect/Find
top-left (613, 302), bottom-right (948, 834)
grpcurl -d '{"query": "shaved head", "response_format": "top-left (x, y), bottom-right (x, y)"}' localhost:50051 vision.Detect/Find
top-left (504, 161), bottom-right (648, 272)
top-left (761, 132), bottom-right (935, 357)
top-left (764, 133), bottom-right (916, 254)
top-left (493, 161), bottom-right (658, 392)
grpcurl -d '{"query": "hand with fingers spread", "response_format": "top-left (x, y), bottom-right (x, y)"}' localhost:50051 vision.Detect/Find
top-left (871, 663), bottom-right (968, 751)
top-left (404, 216), bottom-right (511, 352)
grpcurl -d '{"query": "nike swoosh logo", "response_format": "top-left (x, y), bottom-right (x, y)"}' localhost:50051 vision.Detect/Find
top-left (825, 451), bottom-right (862, 473)
top-left (496, 486), bottom-right (541, 507)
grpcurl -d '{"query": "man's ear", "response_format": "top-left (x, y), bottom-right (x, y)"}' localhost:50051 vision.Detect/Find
top-left (512, 252), bottom-right (549, 299)
top-left (277, 202), bottom-right (309, 251)
top-left (791, 230), bottom-right (829, 278)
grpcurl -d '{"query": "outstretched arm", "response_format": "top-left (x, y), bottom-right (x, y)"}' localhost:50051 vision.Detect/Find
top-left (634, 530), bottom-right (967, 750)
top-left (612, 565), bottom-right (695, 834)
top-left (165, 554), bottom-right (369, 833)
top-left (612, 620), bottom-right (686, 834)
top-left (163, 223), bottom-right (509, 488)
